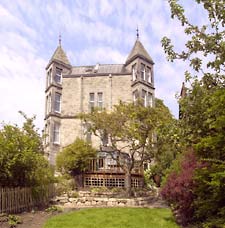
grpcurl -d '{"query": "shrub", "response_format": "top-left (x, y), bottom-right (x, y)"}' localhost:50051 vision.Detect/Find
top-left (193, 162), bottom-right (225, 228)
top-left (56, 138), bottom-right (97, 176)
top-left (0, 113), bottom-right (55, 188)
top-left (161, 151), bottom-right (201, 226)
top-left (8, 215), bottom-right (22, 228)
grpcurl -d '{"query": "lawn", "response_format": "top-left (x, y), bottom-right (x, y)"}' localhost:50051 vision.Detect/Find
top-left (43, 207), bottom-right (179, 228)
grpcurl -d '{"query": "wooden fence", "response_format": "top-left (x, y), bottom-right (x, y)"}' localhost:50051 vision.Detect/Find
top-left (0, 185), bottom-right (55, 214)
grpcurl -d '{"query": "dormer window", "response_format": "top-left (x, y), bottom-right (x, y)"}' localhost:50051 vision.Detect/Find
top-left (146, 67), bottom-right (152, 83)
top-left (141, 63), bottom-right (145, 81)
top-left (55, 68), bottom-right (62, 84)
top-left (132, 64), bottom-right (136, 81)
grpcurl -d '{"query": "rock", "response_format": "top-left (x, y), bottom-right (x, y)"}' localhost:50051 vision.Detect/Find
top-left (68, 198), bottom-right (76, 202)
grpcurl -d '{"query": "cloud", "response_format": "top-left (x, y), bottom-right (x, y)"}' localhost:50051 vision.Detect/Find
top-left (0, 0), bottom-right (207, 130)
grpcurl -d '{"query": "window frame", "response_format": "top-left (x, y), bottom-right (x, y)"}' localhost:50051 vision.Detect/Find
top-left (53, 122), bottom-right (60, 144)
top-left (141, 63), bottom-right (146, 81)
top-left (89, 93), bottom-right (95, 112)
top-left (133, 90), bottom-right (138, 103)
top-left (148, 92), bottom-right (153, 107)
top-left (132, 64), bottom-right (136, 81)
top-left (141, 89), bottom-right (147, 107)
top-left (54, 92), bottom-right (61, 113)
top-left (146, 67), bottom-right (152, 83)
top-left (47, 68), bottom-right (52, 87)
top-left (97, 92), bottom-right (103, 109)
top-left (55, 67), bottom-right (62, 84)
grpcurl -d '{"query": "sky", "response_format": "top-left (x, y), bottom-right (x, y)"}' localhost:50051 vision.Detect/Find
top-left (0, 0), bottom-right (207, 131)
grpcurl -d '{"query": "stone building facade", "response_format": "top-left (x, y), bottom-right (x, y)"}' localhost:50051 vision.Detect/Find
top-left (44, 36), bottom-right (155, 168)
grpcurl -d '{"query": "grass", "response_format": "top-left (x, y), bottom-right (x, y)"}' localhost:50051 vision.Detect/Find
top-left (43, 207), bottom-right (179, 228)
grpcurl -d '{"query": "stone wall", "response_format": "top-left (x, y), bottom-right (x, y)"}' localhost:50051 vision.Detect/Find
top-left (51, 191), bottom-right (159, 209)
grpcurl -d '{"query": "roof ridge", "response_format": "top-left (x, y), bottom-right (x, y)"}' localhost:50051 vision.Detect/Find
top-left (72, 63), bottom-right (124, 68)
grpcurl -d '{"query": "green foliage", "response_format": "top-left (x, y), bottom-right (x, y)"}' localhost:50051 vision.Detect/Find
top-left (43, 208), bottom-right (179, 228)
top-left (180, 84), bottom-right (225, 161)
top-left (81, 99), bottom-right (173, 195)
top-left (56, 138), bottom-right (97, 176)
top-left (45, 205), bottom-right (63, 213)
top-left (153, 119), bottom-right (182, 179)
top-left (8, 215), bottom-right (22, 228)
top-left (55, 175), bottom-right (76, 195)
top-left (162, 0), bottom-right (225, 80)
top-left (0, 112), bottom-right (54, 187)
top-left (193, 162), bottom-right (225, 228)
top-left (162, 0), bottom-right (225, 227)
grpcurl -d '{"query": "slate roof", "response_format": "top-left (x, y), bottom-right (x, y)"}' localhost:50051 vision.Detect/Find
top-left (126, 39), bottom-right (153, 64)
top-left (50, 45), bottom-right (71, 65)
top-left (70, 64), bottom-right (129, 75)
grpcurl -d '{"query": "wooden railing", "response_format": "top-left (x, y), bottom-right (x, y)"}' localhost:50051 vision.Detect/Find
top-left (87, 159), bottom-right (143, 175)
top-left (0, 185), bottom-right (55, 214)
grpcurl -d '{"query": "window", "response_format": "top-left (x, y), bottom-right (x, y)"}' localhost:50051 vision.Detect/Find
top-left (133, 90), bottom-right (138, 103)
top-left (141, 90), bottom-right (147, 107)
top-left (146, 67), bottom-right (152, 83)
top-left (54, 93), bottom-right (61, 113)
top-left (148, 93), bottom-right (153, 107)
top-left (141, 63), bottom-right (145, 80)
top-left (84, 122), bottom-right (92, 143)
top-left (45, 124), bottom-right (50, 144)
top-left (45, 96), bottom-right (48, 115)
top-left (97, 158), bottom-right (104, 169)
top-left (47, 69), bottom-right (52, 87)
top-left (89, 93), bottom-right (95, 112)
top-left (46, 93), bottom-right (51, 114)
top-left (101, 130), bottom-right (108, 146)
top-left (132, 64), bottom-right (136, 81)
top-left (53, 122), bottom-right (60, 144)
top-left (97, 92), bottom-right (103, 109)
top-left (55, 68), bottom-right (62, 84)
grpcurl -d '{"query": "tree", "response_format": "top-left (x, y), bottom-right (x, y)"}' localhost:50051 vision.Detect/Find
top-left (161, 0), bottom-right (225, 159)
top-left (150, 118), bottom-right (181, 184)
top-left (81, 99), bottom-right (172, 196)
top-left (162, 0), bottom-right (225, 85)
top-left (56, 138), bottom-right (97, 187)
top-left (161, 0), bottom-right (225, 226)
top-left (0, 112), bottom-right (54, 187)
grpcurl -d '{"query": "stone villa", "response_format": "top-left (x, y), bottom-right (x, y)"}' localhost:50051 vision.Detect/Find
top-left (44, 33), bottom-right (155, 188)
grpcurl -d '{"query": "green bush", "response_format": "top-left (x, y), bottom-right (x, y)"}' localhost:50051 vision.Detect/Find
top-left (0, 113), bottom-right (55, 188)
top-left (8, 215), bottom-right (22, 228)
top-left (56, 138), bottom-right (97, 176)
top-left (193, 162), bottom-right (225, 228)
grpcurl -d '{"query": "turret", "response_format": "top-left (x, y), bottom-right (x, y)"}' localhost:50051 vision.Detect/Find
top-left (44, 36), bottom-right (71, 165)
top-left (125, 29), bottom-right (155, 107)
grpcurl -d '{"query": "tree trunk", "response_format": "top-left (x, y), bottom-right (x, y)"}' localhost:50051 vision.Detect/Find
top-left (74, 173), bottom-right (83, 189)
top-left (125, 170), bottom-right (132, 197)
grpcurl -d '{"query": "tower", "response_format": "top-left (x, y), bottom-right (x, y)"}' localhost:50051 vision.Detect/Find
top-left (44, 37), bottom-right (71, 164)
top-left (125, 30), bottom-right (155, 107)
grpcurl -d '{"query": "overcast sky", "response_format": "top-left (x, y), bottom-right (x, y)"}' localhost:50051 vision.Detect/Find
top-left (0, 0), bottom-right (207, 131)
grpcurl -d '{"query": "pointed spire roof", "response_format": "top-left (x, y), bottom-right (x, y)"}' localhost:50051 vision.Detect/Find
top-left (50, 45), bottom-right (71, 66)
top-left (125, 38), bottom-right (153, 65)
top-left (48, 35), bottom-right (71, 67)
